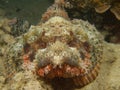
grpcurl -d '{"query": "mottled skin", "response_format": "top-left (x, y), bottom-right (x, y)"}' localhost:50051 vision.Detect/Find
top-left (4, 2), bottom-right (103, 87)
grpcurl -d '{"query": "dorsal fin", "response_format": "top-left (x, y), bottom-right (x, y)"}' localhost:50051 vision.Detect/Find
top-left (40, 0), bottom-right (69, 23)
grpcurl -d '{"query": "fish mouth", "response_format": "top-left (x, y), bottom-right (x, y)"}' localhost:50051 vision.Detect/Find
top-left (37, 64), bottom-right (86, 78)
top-left (37, 63), bottom-right (100, 87)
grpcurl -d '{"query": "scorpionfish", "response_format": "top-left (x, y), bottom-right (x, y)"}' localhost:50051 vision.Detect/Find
top-left (4, 1), bottom-right (103, 87)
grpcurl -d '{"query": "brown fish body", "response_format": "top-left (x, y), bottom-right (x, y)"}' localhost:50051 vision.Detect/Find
top-left (4, 0), bottom-right (103, 87)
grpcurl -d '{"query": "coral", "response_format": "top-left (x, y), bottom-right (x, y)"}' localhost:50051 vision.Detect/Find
top-left (93, 0), bottom-right (111, 13)
top-left (63, 0), bottom-right (120, 44)
top-left (0, 76), bottom-right (5, 89)
top-left (10, 17), bottom-right (30, 37)
top-left (63, 0), bottom-right (120, 20)
top-left (0, 18), bottom-right (12, 33)
top-left (0, 17), bottom-right (30, 77)
top-left (0, 17), bottom-right (30, 37)
top-left (110, 2), bottom-right (120, 20)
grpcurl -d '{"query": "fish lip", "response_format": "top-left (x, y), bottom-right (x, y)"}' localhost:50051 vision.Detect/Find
top-left (37, 64), bottom-right (86, 78)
